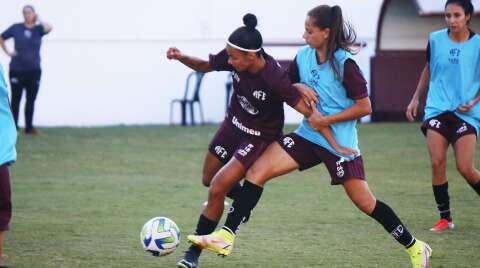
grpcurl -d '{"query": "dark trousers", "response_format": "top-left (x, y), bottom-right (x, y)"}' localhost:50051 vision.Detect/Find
top-left (0, 165), bottom-right (11, 231)
top-left (9, 70), bottom-right (42, 132)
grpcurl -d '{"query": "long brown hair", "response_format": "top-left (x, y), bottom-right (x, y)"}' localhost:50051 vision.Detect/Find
top-left (308, 5), bottom-right (357, 78)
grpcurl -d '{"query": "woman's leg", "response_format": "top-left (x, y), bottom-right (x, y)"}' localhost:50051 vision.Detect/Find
top-left (201, 152), bottom-right (224, 187)
top-left (343, 178), bottom-right (431, 267)
top-left (24, 71), bottom-right (41, 133)
top-left (8, 72), bottom-right (23, 130)
top-left (203, 158), bottom-right (246, 221)
top-left (343, 179), bottom-right (417, 247)
top-left (453, 134), bottom-right (480, 194)
top-left (426, 130), bottom-right (453, 228)
top-left (0, 165), bottom-right (12, 266)
top-left (222, 142), bottom-right (300, 234)
top-left (186, 142), bottom-right (300, 257)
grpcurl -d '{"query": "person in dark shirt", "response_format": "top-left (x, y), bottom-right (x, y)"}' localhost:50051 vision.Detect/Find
top-left (190, 5), bottom-right (431, 268)
top-left (167, 14), bottom-right (355, 268)
top-left (0, 5), bottom-right (52, 135)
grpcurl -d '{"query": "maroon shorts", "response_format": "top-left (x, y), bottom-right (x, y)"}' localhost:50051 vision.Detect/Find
top-left (208, 122), bottom-right (272, 169)
top-left (0, 164), bottom-right (12, 231)
top-left (279, 133), bottom-right (366, 185)
top-left (421, 112), bottom-right (477, 144)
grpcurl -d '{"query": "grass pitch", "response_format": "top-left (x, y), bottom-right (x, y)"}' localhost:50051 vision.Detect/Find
top-left (5, 123), bottom-right (479, 267)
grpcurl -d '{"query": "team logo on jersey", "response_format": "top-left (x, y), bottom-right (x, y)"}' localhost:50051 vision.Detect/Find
top-left (237, 95), bottom-right (259, 115)
top-left (238, 144), bottom-right (254, 157)
top-left (336, 157), bottom-right (346, 178)
top-left (24, 30), bottom-right (32, 38)
top-left (214, 146), bottom-right (228, 159)
top-left (283, 137), bottom-right (295, 148)
top-left (391, 225), bottom-right (404, 239)
top-left (10, 77), bottom-right (18, 84)
top-left (456, 123), bottom-right (468, 134)
top-left (253, 90), bottom-right (267, 101)
top-left (448, 48), bottom-right (461, 64)
top-left (232, 116), bottom-right (261, 136)
top-left (429, 119), bottom-right (441, 129)
top-left (232, 72), bottom-right (240, 83)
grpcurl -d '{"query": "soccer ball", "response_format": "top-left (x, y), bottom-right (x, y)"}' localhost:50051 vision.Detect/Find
top-left (140, 216), bottom-right (180, 256)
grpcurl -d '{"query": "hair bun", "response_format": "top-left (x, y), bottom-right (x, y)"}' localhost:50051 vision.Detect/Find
top-left (243, 13), bottom-right (258, 30)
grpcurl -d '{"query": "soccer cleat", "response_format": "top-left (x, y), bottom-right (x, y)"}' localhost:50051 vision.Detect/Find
top-left (429, 219), bottom-right (454, 232)
top-left (187, 228), bottom-right (235, 256)
top-left (406, 240), bottom-right (432, 268)
top-left (176, 250), bottom-right (199, 268)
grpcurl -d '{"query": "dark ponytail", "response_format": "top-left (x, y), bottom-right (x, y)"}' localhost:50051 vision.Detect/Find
top-left (445, 0), bottom-right (475, 23)
top-left (308, 5), bottom-right (357, 78)
top-left (227, 13), bottom-right (263, 55)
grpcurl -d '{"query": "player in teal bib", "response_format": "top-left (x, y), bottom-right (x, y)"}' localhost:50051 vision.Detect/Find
top-left (407, 0), bottom-right (480, 233)
top-left (294, 46), bottom-right (359, 158)
top-left (0, 63), bottom-right (17, 267)
top-left (191, 5), bottom-right (431, 268)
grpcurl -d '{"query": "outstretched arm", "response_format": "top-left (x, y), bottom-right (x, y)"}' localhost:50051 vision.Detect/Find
top-left (166, 47), bottom-right (213, 73)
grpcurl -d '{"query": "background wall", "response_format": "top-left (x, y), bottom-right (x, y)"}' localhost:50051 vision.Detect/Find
top-left (0, 0), bottom-right (383, 126)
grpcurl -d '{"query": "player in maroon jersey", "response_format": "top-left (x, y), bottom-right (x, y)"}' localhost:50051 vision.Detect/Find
top-left (167, 14), bottom-right (355, 268)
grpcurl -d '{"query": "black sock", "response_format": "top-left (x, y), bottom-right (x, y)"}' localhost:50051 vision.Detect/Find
top-left (188, 214), bottom-right (218, 255)
top-left (226, 182), bottom-right (243, 200)
top-left (370, 200), bottom-right (416, 248)
top-left (433, 182), bottom-right (451, 221)
top-left (223, 180), bottom-right (263, 234)
top-left (469, 181), bottom-right (480, 195)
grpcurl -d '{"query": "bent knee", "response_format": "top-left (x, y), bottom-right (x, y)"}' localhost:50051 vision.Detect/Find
top-left (208, 182), bottom-right (229, 199)
top-left (354, 199), bottom-right (376, 215)
top-left (202, 172), bottom-right (216, 187)
top-left (245, 166), bottom-right (268, 185)
top-left (456, 164), bottom-right (477, 180)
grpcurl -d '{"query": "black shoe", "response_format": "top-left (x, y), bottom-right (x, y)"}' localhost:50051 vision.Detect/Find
top-left (177, 250), bottom-right (199, 268)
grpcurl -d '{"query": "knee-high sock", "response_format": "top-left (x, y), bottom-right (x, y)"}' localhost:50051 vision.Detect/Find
top-left (433, 183), bottom-right (451, 220)
top-left (370, 200), bottom-right (416, 248)
top-left (223, 180), bottom-right (263, 234)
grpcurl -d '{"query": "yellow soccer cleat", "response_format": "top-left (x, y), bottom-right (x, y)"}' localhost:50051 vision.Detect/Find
top-left (406, 240), bottom-right (432, 268)
top-left (187, 228), bottom-right (235, 256)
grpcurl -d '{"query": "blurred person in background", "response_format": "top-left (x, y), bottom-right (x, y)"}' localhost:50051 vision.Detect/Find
top-left (0, 5), bottom-right (52, 135)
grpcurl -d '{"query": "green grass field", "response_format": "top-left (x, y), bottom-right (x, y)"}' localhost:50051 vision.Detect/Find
top-left (4, 123), bottom-right (479, 267)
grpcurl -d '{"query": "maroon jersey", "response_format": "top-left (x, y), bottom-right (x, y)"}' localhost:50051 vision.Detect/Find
top-left (209, 49), bottom-right (301, 140)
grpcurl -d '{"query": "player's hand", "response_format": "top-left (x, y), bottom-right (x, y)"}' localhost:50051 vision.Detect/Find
top-left (456, 99), bottom-right (477, 113)
top-left (336, 146), bottom-right (358, 158)
top-left (406, 98), bottom-right (419, 122)
top-left (166, 47), bottom-right (183, 60)
top-left (293, 83), bottom-right (318, 107)
top-left (308, 102), bottom-right (330, 129)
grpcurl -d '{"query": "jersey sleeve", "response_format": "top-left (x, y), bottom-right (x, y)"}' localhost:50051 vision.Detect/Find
top-left (426, 42), bottom-right (430, 63)
top-left (265, 67), bottom-right (302, 108)
top-left (343, 59), bottom-right (368, 100)
top-left (208, 49), bottom-right (234, 72)
top-left (1, 25), bottom-right (15, 40)
top-left (36, 25), bottom-right (48, 36)
top-left (287, 56), bottom-right (300, 83)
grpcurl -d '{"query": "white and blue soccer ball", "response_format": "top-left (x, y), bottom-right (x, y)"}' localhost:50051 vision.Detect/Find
top-left (140, 216), bottom-right (180, 256)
